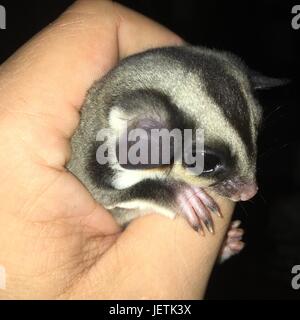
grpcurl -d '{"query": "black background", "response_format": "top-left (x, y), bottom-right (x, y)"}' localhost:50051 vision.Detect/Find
top-left (0, 0), bottom-right (299, 299)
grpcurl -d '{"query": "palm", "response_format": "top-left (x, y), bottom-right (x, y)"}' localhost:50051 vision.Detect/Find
top-left (0, 108), bottom-right (120, 298)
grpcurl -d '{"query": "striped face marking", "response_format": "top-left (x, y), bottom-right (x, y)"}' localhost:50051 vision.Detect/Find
top-left (90, 46), bottom-right (263, 199)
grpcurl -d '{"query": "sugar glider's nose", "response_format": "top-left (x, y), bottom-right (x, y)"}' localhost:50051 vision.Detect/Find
top-left (239, 183), bottom-right (259, 201)
top-left (231, 182), bottom-right (258, 201)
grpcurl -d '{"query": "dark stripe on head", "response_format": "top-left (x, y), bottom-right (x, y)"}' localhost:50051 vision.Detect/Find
top-left (201, 62), bottom-right (254, 155)
top-left (157, 47), bottom-right (255, 156)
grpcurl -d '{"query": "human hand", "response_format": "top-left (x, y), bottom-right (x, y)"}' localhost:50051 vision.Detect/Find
top-left (0, 0), bottom-right (234, 299)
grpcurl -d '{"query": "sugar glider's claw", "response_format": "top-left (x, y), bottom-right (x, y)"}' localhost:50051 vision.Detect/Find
top-left (177, 186), bottom-right (221, 235)
top-left (231, 220), bottom-right (241, 229)
top-left (192, 223), bottom-right (205, 236)
top-left (177, 193), bottom-right (205, 236)
top-left (191, 186), bottom-right (222, 217)
top-left (184, 188), bottom-right (214, 234)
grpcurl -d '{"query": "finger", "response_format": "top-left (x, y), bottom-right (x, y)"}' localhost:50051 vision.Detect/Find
top-left (0, 0), bottom-right (183, 173)
top-left (69, 197), bottom-right (236, 299)
top-left (0, 0), bottom-right (183, 142)
top-left (0, 0), bottom-right (183, 232)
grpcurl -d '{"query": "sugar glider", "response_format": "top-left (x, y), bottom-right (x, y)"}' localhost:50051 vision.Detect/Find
top-left (67, 46), bottom-right (285, 261)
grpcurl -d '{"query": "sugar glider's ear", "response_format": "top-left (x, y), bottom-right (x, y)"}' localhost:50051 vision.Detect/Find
top-left (116, 117), bottom-right (176, 170)
top-left (250, 70), bottom-right (290, 90)
top-left (109, 89), bottom-right (181, 170)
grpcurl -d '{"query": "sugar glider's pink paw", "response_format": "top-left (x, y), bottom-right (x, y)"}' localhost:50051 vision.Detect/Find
top-left (219, 220), bottom-right (245, 263)
top-left (177, 186), bottom-right (222, 235)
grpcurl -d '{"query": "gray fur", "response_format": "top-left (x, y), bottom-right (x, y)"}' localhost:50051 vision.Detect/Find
top-left (67, 45), bottom-right (264, 225)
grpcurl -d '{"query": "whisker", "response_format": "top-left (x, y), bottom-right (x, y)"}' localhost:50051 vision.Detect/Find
top-left (263, 105), bottom-right (285, 123)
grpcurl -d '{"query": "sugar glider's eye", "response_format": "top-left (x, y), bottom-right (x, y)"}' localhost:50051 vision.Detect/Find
top-left (202, 150), bottom-right (223, 173)
top-left (183, 148), bottom-right (224, 175)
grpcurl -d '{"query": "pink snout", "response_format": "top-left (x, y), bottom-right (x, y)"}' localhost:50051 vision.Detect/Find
top-left (231, 182), bottom-right (258, 202)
